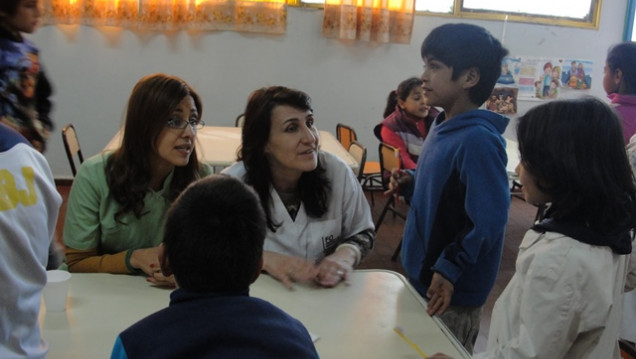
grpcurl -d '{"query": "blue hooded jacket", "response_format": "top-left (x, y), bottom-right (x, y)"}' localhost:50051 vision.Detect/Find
top-left (402, 109), bottom-right (510, 307)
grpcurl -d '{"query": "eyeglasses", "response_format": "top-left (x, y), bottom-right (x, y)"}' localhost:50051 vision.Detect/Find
top-left (166, 118), bottom-right (205, 131)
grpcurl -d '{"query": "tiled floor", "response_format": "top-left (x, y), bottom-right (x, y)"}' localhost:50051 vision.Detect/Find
top-left (54, 183), bottom-right (537, 353)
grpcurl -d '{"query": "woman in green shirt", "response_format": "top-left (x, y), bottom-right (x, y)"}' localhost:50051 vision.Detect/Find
top-left (64, 74), bottom-right (212, 286)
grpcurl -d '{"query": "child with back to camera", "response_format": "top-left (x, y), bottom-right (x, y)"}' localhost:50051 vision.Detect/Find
top-left (430, 97), bottom-right (636, 359)
top-left (0, 0), bottom-right (54, 152)
top-left (388, 23), bottom-right (510, 353)
top-left (374, 77), bottom-right (439, 169)
top-left (110, 174), bottom-right (319, 359)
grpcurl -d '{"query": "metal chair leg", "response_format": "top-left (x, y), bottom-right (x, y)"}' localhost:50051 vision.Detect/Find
top-left (391, 239), bottom-right (402, 262)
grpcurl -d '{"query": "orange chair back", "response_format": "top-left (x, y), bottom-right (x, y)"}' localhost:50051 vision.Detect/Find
top-left (336, 123), bottom-right (357, 151)
top-left (378, 142), bottom-right (401, 190)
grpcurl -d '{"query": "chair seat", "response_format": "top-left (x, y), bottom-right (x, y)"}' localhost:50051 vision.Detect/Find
top-left (363, 161), bottom-right (380, 175)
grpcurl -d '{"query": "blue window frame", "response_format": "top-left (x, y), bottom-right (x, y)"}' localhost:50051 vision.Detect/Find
top-left (625, 0), bottom-right (636, 41)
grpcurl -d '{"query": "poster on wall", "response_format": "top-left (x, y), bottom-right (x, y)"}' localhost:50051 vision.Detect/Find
top-left (486, 87), bottom-right (518, 115)
top-left (493, 56), bottom-right (593, 102)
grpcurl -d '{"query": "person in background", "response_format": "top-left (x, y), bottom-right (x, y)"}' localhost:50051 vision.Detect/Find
top-left (374, 77), bottom-right (439, 169)
top-left (388, 23), bottom-right (510, 353)
top-left (0, 123), bottom-right (61, 358)
top-left (63, 74), bottom-right (212, 286)
top-left (604, 41), bottom-right (636, 144)
top-left (222, 86), bottom-right (374, 289)
top-left (110, 175), bottom-right (319, 359)
top-left (0, 0), bottom-right (54, 152)
top-left (615, 41), bottom-right (636, 349)
top-left (430, 97), bottom-right (636, 359)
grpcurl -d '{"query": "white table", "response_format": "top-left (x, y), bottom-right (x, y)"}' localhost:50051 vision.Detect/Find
top-left (506, 138), bottom-right (521, 189)
top-left (505, 138), bottom-right (520, 175)
top-left (104, 126), bottom-right (359, 171)
top-left (39, 270), bottom-right (469, 358)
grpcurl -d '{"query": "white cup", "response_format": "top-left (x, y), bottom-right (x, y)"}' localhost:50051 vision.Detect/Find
top-left (43, 270), bottom-right (72, 312)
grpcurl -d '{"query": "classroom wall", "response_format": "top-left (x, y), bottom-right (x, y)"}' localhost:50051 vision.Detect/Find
top-left (33, 1), bottom-right (627, 179)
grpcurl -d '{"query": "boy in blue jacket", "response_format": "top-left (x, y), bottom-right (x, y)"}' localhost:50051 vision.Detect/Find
top-left (392, 23), bottom-right (510, 353)
top-left (110, 175), bottom-right (319, 359)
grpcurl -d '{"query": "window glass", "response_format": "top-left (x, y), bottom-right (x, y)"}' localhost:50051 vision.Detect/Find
top-left (630, 4), bottom-right (636, 41)
top-left (416, 0), bottom-right (452, 13)
top-left (462, 0), bottom-right (592, 18)
top-left (299, 0), bottom-right (600, 29)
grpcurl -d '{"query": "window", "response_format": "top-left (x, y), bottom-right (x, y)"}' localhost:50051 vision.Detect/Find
top-left (298, 0), bottom-right (601, 29)
top-left (626, 0), bottom-right (636, 41)
top-left (419, 0), bottom-right (601, 29)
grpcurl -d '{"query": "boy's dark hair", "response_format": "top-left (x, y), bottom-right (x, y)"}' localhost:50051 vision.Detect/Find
top-left (421, 23), bottom-right (508, 106)
top-left (238, 86), bottom-right (330, 232)
top-left (517, 97), bottom-right (636, 232)
top-left (162, 175), bottom-right (266, 292)
top-left (383, 77), bottom-right (423, 118)
top-left (606, 41), bottom-right (636, 94)
top-left (0, 0), bottom-right (20, 16)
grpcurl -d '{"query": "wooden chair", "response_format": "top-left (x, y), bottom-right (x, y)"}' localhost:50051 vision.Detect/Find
top-left (61, 123), bottom-right (84, 177)
top-left (348, 140), bottom-right (367, 182)
top-left (235, 113), bottom-right (245, 128)
top-left (336, 123), bottom-right (356, 151)
top-left (374, 142), bottom-right (408, 261)
top-left (336, 123), bottom-right (382, 203)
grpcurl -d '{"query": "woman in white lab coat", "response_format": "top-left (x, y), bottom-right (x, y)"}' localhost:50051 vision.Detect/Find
top-left (223, 86), bottom-right (374, 289)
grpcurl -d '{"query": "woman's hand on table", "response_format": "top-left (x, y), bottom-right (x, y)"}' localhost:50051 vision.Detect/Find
top-left (315, 246), bottom-right (356, 288)
top-left (146, 270), bottom-right (176, 288)
top-left (263, 251), bottom-right (318, 290)
top-left (129, 247), bottom-right (161, 277)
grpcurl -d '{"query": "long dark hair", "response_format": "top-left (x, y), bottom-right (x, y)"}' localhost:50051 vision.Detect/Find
top-left (517, 97), bottom-right (636, 231)
top-left (382, 77), bottom-right (423, 118)
top-left (606, 41), bottom-right (636, 94)
top-left (106, 74), bottom-right (204, 221)
top-left (238, 86), bottom-right (330, 231)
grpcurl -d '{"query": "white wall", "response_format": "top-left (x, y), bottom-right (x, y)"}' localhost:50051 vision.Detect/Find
top-left (32, 1), bottom-right (627, 179)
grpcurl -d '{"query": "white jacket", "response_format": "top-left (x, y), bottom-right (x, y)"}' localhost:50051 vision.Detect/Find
top-left (474, 229), bottom-right (635, 359)
top-left (223, 151), bottom-right (374, 262)
top-left (0, 141), bottom-right (61, 359)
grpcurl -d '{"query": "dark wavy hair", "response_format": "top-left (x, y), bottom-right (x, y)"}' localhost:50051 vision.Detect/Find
top-left (238, 86), bottom-right (330, 232)
top-left (106, 74), bottom-right (204, 221)
top-left (421, 23), bottom-right (508, 106)
top-left (383, 77), bottom-right (423, 118)
top-left (517, 97), bottom-right (636, 231)
top-left (606, 41), bottom-right (636, 95)
top-left (163, 175), bottom-right (265, 291)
